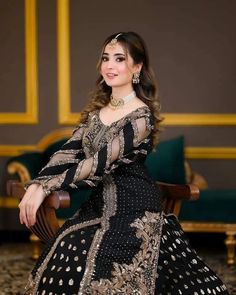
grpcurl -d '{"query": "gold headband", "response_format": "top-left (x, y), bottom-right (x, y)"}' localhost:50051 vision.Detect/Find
top-left (109, 33), bottom-right (122, 47)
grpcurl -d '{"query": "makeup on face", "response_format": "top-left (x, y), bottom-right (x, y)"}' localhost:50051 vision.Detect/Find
top-left (100, 44), bottom-right (136, 86)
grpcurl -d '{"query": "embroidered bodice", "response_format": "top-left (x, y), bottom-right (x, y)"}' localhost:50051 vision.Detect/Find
top-left (28, 106), bottom-right (154, 196)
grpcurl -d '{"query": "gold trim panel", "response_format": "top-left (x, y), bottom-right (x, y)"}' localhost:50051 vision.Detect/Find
top-left (0, 128), bottom-right (73, 156)
top-left (56, 1), bottom-right (236, 126)
top-left (185, 147), bottom-right (236, 159)
top-left (181, 221), bottom-right (236, 233)
top-left (162, 114), bottom-right (236, 126)
top-left (0, 0), bottom-right (38, 124)
top-left (0, 197), bottom-right (19, 208)
top-left (57, 0), bottom-right (81, 125)
top-left (0, 138), bottom-right (236, 159)
top-left (0, 145), bottom-right (36, 157)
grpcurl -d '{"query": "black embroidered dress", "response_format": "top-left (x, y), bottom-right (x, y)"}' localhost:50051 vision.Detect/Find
top-left (25, 106), bottom-right (229, 295)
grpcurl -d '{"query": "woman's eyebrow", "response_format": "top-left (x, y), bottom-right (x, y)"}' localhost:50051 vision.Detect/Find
top-left (102, 52), bottom-right (125, 56)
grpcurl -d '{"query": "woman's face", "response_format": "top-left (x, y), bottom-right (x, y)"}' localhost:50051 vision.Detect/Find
top-left (100, 42), bottom-right (141, 89)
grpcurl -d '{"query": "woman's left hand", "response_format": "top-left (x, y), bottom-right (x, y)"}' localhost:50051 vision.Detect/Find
top-left (19, 184), bottom-right (46, 228)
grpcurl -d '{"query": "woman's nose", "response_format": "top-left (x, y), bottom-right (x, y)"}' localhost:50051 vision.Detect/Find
top-left (107, 59), bottom-right (114, 69)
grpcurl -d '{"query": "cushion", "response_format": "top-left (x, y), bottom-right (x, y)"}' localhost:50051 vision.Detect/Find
top-left (179, 189), bottom-right (236, 223)
top-left (7, 152), bottom-right (46, 179)
top-left (43, 139), bottom-right (68, 161)
top-left (145, 136), bottom-right (186, 184)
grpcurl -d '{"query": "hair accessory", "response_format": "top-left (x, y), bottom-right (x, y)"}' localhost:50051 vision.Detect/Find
top-left (109, 33), bottom-right (123, 47)
top-left (132, 72), bottom-right (140, 84)
top-left (109, 91), bottom-right (136, 110)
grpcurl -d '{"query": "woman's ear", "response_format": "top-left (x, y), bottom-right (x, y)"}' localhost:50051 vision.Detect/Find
top-left (134, 62), bottom-right (143, 73)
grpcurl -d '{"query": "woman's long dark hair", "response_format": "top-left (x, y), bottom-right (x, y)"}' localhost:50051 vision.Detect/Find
top-left (80, 31), bottom-right (162, 147)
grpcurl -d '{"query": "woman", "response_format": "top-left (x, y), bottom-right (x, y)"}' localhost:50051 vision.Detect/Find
top-left (19, 32), bottom-right (229, 294)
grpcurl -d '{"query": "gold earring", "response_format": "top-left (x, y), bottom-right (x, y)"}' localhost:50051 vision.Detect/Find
top-left (132, 72), bottom-right (140, 84)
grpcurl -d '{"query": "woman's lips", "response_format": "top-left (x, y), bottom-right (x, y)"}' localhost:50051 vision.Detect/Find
top-left (106, 73), bottom-right (117, 79)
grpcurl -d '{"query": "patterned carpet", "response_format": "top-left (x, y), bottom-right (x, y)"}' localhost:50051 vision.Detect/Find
top-left (0, 240), bottom-right (235, 295)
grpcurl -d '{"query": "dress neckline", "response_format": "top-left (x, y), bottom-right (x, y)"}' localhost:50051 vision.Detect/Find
top-left (97, 105), bottom-right (150, 128)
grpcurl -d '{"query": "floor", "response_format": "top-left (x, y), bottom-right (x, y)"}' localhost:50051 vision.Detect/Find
top-left (0, 235), bottom-right (235, 295)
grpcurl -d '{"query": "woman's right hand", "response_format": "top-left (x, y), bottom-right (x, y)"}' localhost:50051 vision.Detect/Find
top-left (18, 183), bottom-right (46, 228)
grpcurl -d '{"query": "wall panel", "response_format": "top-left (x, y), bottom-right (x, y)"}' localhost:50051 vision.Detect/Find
top-left (0, 0), bottom-right (235, 195)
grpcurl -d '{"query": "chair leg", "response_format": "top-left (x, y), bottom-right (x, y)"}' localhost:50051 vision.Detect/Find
top-left (224, 231), bottom-right (236, 266)
top-left (30, 233), bottom-right (42, 260)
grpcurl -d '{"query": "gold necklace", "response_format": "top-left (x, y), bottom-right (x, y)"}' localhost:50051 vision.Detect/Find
top-left (109, 91), bottom-right (136, 110)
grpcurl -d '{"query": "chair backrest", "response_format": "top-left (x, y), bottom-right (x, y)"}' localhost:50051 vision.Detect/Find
top-left (7, 180), bottom-right (199, 243)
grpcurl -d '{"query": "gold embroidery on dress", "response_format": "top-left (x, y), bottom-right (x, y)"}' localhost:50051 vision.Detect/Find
top-left (73, 161), bottom-right (84, 181)
top-left (105, 140), bottom-right (113, 171)
top-left (118, 130), bottom-right (125, 158)
top-left (24, 218), bottom-right (102, 294)
top-left (25, 106), bottom-right (154, 294)
top-left (131, 119), bottom-right (139, 147)
top-left (88, 211), bottom-right (163, 295)
top-left (79, 175), bottom-right (118, 294)
top-left (89, 152), bottom-right (99, 177)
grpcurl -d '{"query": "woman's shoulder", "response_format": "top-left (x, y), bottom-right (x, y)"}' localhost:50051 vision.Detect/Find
top-left (129, 99), bottom-right (152, 118)
top-left (111, 105), bottom-right (153, 131)
top-left (130, 98), bottom-right (152, 117)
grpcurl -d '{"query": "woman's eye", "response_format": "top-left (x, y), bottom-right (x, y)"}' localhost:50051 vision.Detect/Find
top-left (116, 57), bottom-right (125, 62)
top-left (101, 56), bottom-right (108, 62)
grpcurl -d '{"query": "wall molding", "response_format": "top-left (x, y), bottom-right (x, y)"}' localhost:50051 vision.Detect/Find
top-left (56, 0), bottom-right (236, 126)
top-left (0, 128), bottom-right (235, 158)
top-left (0, 128), bottom-right (72, 156)
top-left (0, 129), bottom-right (235, 160)
top-left (162, 114), bottom-right (236, 126)
top-left (0, 197), bottom-right (18, 208)
top-left (185, 147), bottom-right (236, 159)
top-left (57, 0), bottom-right (80, 125)
top-left (0, 0), bottom-right (38, 124)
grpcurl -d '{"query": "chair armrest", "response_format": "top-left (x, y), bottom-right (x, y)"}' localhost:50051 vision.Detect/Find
top-left (157, 181), bottom-right (200, 216)
top-left (157, 181), bottom-right (199, 201)
top-left (7, 180), bottom-right (70, 242)
top-left (7, 152), bottom-right (45, 183)
top-left (7, 180), bottom-right (200, 242)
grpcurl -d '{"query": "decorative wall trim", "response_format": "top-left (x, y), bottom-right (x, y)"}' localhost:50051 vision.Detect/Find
top-left (56, 1), bottom-right (236, 126)
top-left (0, 197), bottom-right (18, 208)
top-left (185, 147), bottom-right (236, 159)
top-left (162, 114), bottom-right (236, 126)
top-left (181, 221), bottom-right (236, 233)
top-left (57, 0), bottom-right (80, 125)
top-left (0, 136), bottom-right (236, 160)
top-left (0, 128), bottom-right (72, 156)
top-left (0, 0), bottom-right (38, 124)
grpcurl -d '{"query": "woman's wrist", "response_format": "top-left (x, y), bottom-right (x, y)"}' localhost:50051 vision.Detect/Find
top-left (27, 183), bottom-right (40, 192)
top-left (36, 184), bottom-right (47, 200)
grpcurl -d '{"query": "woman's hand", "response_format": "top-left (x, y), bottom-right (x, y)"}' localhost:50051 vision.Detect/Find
top-left (19, 183), bottom-right (46, 228)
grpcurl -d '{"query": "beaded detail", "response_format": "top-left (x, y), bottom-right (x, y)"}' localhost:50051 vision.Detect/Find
top-left (23, 105), bottom-right (229, 295)
top-left (87, 211), bottom-right (163, 294)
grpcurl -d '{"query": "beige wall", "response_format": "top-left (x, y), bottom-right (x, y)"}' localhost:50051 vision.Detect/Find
top-left (0, 0), bottom-right (235, 195)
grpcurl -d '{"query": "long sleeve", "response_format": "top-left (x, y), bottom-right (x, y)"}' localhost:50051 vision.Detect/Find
top-left (26, 122), bottom-right (87, 188)
top-left (39, 115), bottom-right (154, 196)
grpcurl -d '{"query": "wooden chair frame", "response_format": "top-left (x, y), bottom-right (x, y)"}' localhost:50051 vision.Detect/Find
top-left (7, 180), bottom-right (199, 244)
